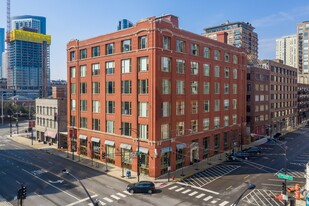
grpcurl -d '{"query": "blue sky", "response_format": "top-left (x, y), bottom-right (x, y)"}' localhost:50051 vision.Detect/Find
top-left (0, 0), bottom-right (309, 80)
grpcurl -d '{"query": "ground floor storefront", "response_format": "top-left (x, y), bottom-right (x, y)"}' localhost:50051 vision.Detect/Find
top-left (68, 126), bottom-right (246, 178)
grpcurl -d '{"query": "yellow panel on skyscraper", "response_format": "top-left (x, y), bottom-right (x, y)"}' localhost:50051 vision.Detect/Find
top-left (10, 30), bottom-right (51, 45)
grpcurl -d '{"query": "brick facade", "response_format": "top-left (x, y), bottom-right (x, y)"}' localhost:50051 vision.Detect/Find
top-left (67, 15), bottom-right (247, 178)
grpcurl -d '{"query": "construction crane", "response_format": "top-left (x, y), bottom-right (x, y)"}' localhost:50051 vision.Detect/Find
top-left (6, 0), bottom-right (11, 89)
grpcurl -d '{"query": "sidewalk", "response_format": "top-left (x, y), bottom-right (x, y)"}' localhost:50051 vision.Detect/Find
top-left (7, 132), bottom-right (253, 184)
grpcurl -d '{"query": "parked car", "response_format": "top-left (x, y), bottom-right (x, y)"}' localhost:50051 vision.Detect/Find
top-left (305, 122), bottom-right (309, 127)
top-left (127, 181), bottom-right (155, 194)
top-left (274, 132), bottom-right (284, 140)
top-left (228, 152), bottom-right (250, 161)
top-left (242, 147), bottom-right (262, 156)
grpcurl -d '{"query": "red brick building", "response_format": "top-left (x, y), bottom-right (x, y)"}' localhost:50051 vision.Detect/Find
top-left (67, 15), bottom-right (247, 178)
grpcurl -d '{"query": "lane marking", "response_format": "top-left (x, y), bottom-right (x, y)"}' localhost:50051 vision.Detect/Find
top-left (244, 175), bottom-right (250, 179)
top-left (123, 191), bottom-right (132, 195)
top-left (116, 193), bottom-right (126, 198)
top-left (177, 182), bottom-right (219, 195)
top-left (219, 201), bottom-right (229, 206)
top-left (65, 195), bottom-right (98, 206)
top-left (16, 180), bottom-right (21, 184)
top-left (22, 169), bottom-right (80, 201)
top-left (182, 189), bottom-right (191, 194)
top-left (99, 201), bottom-right (106, 206)
top-left (188, 191), bottom-right (198, 196)
top-left (111, 195), bottom-right (120, 200)
top-left (103, 197), bottom-right (113, 203)
top-left (175, 187), bottom-right (185, 192)
top-left (168, 185), bottom-right (178, 190)
top-left (226, 185), bottom-right (232, 190)
top-left (210, 199), bottom-right (217, 204)
top-left (196, 193), bottom-right (205, 199)
top-left (203, 196), bottom-right (213, 201)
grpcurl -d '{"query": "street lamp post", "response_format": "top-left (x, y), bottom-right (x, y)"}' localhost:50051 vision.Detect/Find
top-left (232, 182), bottom-right (256, 206)
top-left (62, 169), bottom-right (98, 206)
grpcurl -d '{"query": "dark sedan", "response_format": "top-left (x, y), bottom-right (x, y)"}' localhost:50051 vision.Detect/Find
top-left (243, 147), bottom-right (262, 156)
top-left (127, 181), bottom-right (155, 194)
top-left (228, 152), bottom-right (250, 161)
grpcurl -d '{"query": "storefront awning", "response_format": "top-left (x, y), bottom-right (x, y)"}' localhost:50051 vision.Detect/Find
top-left (79, 134), bottom-right (87, 140)
top-left (104, 140), bottom-right (115, 146)
top-left (45, 131), bottom-right (57, 139)
top-left (176, 143), bottom-right (186, 150)
top-left (120, 143), bottom-right (132, 150)
top-left (136, 147), bottom-right (149, 154)
top-left (91, 137), bottom-right (100, 143)
top-left (161, 146), bottom-right (172, 154)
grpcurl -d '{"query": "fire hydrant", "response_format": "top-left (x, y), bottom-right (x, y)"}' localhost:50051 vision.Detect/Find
top-left (172, 176), bottom-right (175, 181)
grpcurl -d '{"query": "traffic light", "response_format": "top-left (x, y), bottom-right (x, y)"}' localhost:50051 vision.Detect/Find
top-left (21, 185), bottom-right (27, 199)
top-left (282, 182), bottom-right (286, 193)
top-left (17, 189), bottom-right (21, 199)
top-left (102, 152), bottom-right (106, 159)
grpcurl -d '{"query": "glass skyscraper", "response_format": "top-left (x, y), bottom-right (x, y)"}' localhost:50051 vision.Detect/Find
top-left (8, 15), bottom-right (51, 97)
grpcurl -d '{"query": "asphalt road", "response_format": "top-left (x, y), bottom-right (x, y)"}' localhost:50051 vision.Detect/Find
top-left (162, 127), bottom-right (309, 206)
top-left (0, 124), bottom-right (185, 206)
top-left (1, 122), bottom-right (308, 206)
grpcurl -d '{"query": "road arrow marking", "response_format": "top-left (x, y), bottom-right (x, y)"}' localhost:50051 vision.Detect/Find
top-left (48, 180), bottom-right (64, 184)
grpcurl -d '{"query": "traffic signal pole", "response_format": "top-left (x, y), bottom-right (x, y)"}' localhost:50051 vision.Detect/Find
top-left (17, 184), bottom-right (27, 206)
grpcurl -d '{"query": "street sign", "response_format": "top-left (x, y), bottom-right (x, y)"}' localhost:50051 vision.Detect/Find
top-left (136, 151), bottom-right (143, 155)
top-left (130, 153), bottom-right (136, 158)
top-left (277, 173), bottom-right (293, 181)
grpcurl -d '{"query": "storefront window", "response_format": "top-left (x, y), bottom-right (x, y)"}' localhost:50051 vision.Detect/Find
top-left (80, 139), bottom-right (87, 156)
top-left (106, 145), bottom-right (115, 164)
top-left (160, 152), bottom-right (170, 175)
top-left (139, 153), bottom-right (149, 175)
top-left (176, 148), bottom-right (185, 169)
top-left (122, 148), bottom-right (132, 170)
top-left (92, 142), bottom-right (100, 160)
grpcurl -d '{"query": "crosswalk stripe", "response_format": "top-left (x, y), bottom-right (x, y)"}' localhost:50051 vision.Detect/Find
top-left (203, 196), bottom-right (213, 201)
top-left (175, 188), bottom-right (185, 192)
top-left (88, 203), bottom-right (92, 206)
top-left (168, 186), bottom-right (178, 190)
top-left (111, 195), bottom-right (120, 200)
top-left (196, 193), bottom-right (205, 199)
top-left (219, 201), bottom-right (229, 206)
top-left (211, 200), bottom-right (218, 204)
top-left (182, 189), bottom-right (191, 194)
top-left (103, 197), bottom-right (113, 203)
top-left (117, 192), bottom-right (126, 197)
top-left (189, 191), bottom-right (198, 196)
top-left (123, 190), bottom-right (132, 195)
top-left (99, 201), bottom-right (106, 206)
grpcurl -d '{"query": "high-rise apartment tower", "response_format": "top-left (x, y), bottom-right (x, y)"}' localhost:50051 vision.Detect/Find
top-left (7, 15), bottom-right (51, 97)
top-left (203, 21), bottom-right (258, 64)
top-left (297, 21), bottom-right (309, 84)
top-left (276, 35), bottom-right (297, 68)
